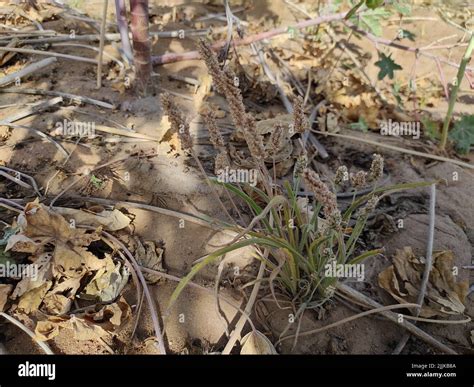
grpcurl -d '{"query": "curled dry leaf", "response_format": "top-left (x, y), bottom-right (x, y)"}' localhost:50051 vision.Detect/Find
top-left (42, 293), bottom-right (72, 315)
top-left (35, 315), bottom-right (109, 342)
top-left (132, 238), bottom-right (164, 284)
top-left (85, 297), bottom-right (131, 331)
top-left (240, 330), bottom-right (278, 355)
top-left (35, 297), bottom-right (131, 342)
top-left (53, 208), bottom-right (131, 232)
top-left (378, 247), bottom-right (469, 318)
top-left (17, 281), bottom-right (52, 314)
top-left (80, 255), bottom-right (129, 302)
top-left (5, 234), bottom-right (46, 254)
top-left (0, 284), bottom-right (13, 312)
top-left (11, 200), bottom-right (101, 248)
top-left (35, 319), bottom-right (63, 341)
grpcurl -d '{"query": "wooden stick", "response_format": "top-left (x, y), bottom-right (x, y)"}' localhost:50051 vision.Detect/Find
top-left (94, 124), bottom-right (160, 141)
top-left (0, 88), bottom-right (115, 109)
top-left (0, 97), bottom-right (63, 124)
top-left (5, 29), bottom-right (213, 45)
top-left (0, 47), bottom-right (97, 64)
top-left (97, 0), bottom-right (109, 88)
top-left (0, 57), bottom-right (57, 87)
top-left (312, 130), bottom-right (474, 170)
top-left (0, 37), bottom-right (19, 65)
top-left (0, 123), bottom-right (69, 158)
top-left (337, 283), bottom-right (457, 354)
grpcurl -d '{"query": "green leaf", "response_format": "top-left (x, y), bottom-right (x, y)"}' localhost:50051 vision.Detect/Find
top-left (0, 247), bottom-right (14, 267)
top-left (449, 115), bottom-right (474, 154)
top-left (352, 8), bottom-right (391, 36)
top-left (421, 117), bottom-right (440, 141)
top-left (90, 174), bottom-right (104, 189)
top-left (393, 0), bottom-right (412, 15)
top-left (350, 117), bottom-right (369, 132)
top-left (392, 81), bottom-right (403, 107)
top-left (375, 52), bottom-right (403, 80)
top-left (0, 226), bottom-right (18, 245)
top-left (365, 0), bottom-right (384, 9)
top-left (345, 0), bottom-right (365, 20)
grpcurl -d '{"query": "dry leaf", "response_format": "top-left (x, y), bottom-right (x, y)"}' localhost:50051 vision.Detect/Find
top-left (53, 243), bottom-right (87, 279)
top-left (68, 315), bottom-right (109, 341)
top-left (54, 208), bottom-right (131, 231)
top-left (13, 200), bottom-right (101, 247)
top-left (11, 252), bottom-right (53, 300)
top-left (17, 281), bottom-right (52, 314)
top-left (42, 293), bottom-right (72, 315)
top-left (35, 319), bottom-right (62, 341)
top-left (5, 234), bottom-right (45, 254)
top-left (240, 331), bottom-right (278, 355)
top-left (85, 297), bottom-right (131, 330)
top-left (133, 238), bottom-right (164, 283)
top-left (35, 298), bottom-right (131, 342)
top-left (0, 284), bottom-right (13, 311)
top-left (378, 247), bottom-right (469, 317)
top-left (80, 255), bottom-right (129, 302)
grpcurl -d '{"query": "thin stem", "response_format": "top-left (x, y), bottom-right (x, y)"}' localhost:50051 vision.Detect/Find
top-left (115, 0), bottom-right (133, 63)
top-left (440, 33), bottom-right (474, 150)
top-left (97, 0), bottom-right (108, 88)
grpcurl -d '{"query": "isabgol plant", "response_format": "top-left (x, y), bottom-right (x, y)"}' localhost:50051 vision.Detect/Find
top-left (168, 40), bottom-right (432, 311)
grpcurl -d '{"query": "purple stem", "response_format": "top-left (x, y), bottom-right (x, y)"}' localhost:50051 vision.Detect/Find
top-left (115, 0), bottom-right (133, 63)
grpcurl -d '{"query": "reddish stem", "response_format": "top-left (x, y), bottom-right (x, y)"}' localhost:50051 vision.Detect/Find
top-left (152, 11), bottom-right (348, 64)
top-left (130, 0), bottom-right (152, 93)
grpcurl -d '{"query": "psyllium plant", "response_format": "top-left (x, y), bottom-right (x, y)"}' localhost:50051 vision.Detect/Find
top-left (168, 40), bottom-right (432, 310)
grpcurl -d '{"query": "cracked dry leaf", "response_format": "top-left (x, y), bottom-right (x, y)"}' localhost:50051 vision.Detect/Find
top-left (85, 296), bottom-right (131, 331)
top-left (14, 200), bottom-right (101, 247)
top-left (133, 238), bottom-right (164, 284)
top-left (35, 317), bottom-right (65, 341)
top-left (53, 243), bottom-right (87, 279)
top-left (378, 247), bottom-right (469, 318)
top-left (5, 234), bottom-right (47, 254)
top-left (240, 330), bottom-right (278, 355)
top-left (68, 315), bottom-right (109, 341)
top-left (42, 293), bottom-right (72, 315)
top-left (11, 252), bottom-right (53, 300)
top-left (17, 281), bottom-right (52, 314)
top-left (0, 284), bottom-right (13, 311)
top-left (35, 298), bottom-right (131, 342)
top-left (80, 255), bottom-right (129, 302)
top-left (47, 276), bottom-right (82, 298)
top-left (54, 207), bottom-right (131, 232)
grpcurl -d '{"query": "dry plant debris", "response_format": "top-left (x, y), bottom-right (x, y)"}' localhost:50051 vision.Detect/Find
top-left (1, 199), bottom-right (133, 343)
top-left (378, 247), bottom-right (469, 318)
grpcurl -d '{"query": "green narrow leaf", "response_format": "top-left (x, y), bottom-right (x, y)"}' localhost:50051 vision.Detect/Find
top-left (348, 249), bottom-right (384, 265)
